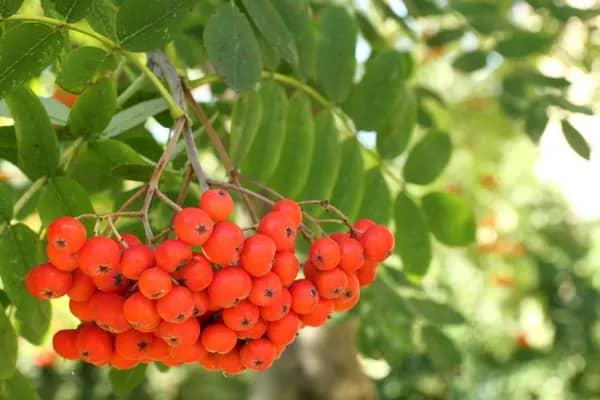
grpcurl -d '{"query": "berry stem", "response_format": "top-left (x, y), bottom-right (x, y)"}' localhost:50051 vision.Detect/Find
top-left (116, 74), bottom-right (147, 108)
top-left (102, 185), bottom-right (148, 236)
top-left (155, 190), bottom-right (182, 212)
top-left (183, 121), bottom-right (209, 192)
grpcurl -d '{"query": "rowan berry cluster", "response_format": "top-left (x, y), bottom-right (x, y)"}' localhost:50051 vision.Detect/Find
top-left (25, 189), bottom-right (394, 373)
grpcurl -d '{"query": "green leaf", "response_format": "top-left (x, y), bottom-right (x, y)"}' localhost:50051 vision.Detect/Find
top-left (426, 27), bottom-right (465, 47)
top-left (106, 98), bottom-right (168, 138)
top-left (271, 0), bottom-right (316, 79)
top-left (109, 364), bottom-right (147, 395)
top-left (394, 192), bottom-right (431, 277)
top-left (1, 98), bottom-right (71, 126)
top-left (54, 0), bottom-right (92, 22)
top-left (377, 87), bottom-right (417, 159)
top-left (240, 81), bottom-right (288, 181)
top-left (404, 296), bottom-right (465, 325)
top-left (204, 3), bottom-right (262, 92)
top-left (0, 183), bottom-right (12, 222)
top-left (0, 307), bottom-right (17, 379)
top-left (0, 0), bottom-right (22, 17)
top-left (542, 94), bottom-right (593, 115)
top-left (452, 50), bottom-right (488, 72)
top-left (68, 78), bottom-right (117, 137)
top-left (0, 126), bottom-right (16, 165)
top-left (561, 120), bottom-right (590, 160)
top-left (421, 191), bottom-right (476, 246)
top-left (316, 6), bottom-right (357, 103)
top-left (344, 50), bottom-right (411, 131)
top-left (525, 103), bottom-right (548, 142)
top-left (37, 176), bottom-right (94, 228)
top-left (116, 0), bottom-right (193, 51)
top-left (299, 110), bottom-right (342, 201)
top-left (357, 168), bottom-right (392, 224)
top-left (421, 325), bottom-right (462, 370)
top-left (229, 90), bottom-right (263, 163)
top-left (0, 290), bottom-right (10, 309)
top-left (87, 0), bottom-right (117, 39)
top-left (56, 47), bottom-right (117, 94)
top-left (269, 92), bottom-right (315, 198)
top-left (0, 23), bottom-right (65, 99)
top-left (111, 163), bottom-right (174, 182)
top-left (0, 224), bottom-right (51, 344)
top-left (403, 131), bottom-right (452, 185)
top-left (241, 0), bottom-right (298, 66)
top-left (329, 139), bottom-right (365, 222)
top-left (0, 369), bottom-right (40, 400)
top-left (5, 87), bottom-right (59, 180)
top-left (496, 30), bottom-right (554, 58)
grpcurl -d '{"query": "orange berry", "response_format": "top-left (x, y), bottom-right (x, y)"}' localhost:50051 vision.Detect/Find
top-left (25, 263), bottom-right (72, 299)
top-left (330, 233), bottom-right (364, 273)
top-left (121, 244), bottom-right (155, 279)
top-left (360, 225), bottom-right (395, 261)
top-left (258, 211), bottom-right (297, 252)
top-left (177, 255), bottom-right (213, 292)
top-left (76, 324), bottom-right (113, 365)
top-left (207, 266), bottom-right (252, 308)
top-left (240, 338), bottom-right (276, 371)
top-left (93, 269), bottom-right (129, 293)
top-left (169, 341), bottom-right (204, 364)
top-left (69, 298), bottom-right (94, 321)
top-left (289, 279), bottom-right (319, 314)
top-left (249, 272), bottom-right (282, 307)
top-left (203, 221), bottom-right (244, 266)
top-left (303, 260), bottom-right (318, 281)
top-left (155, 239), bottom-right (192, 273)
top-left (301, 298), bottom-right (334, 327)
top-left (266, 312), bottom-right (301, 346)
top-left (146, 337), bottom-right (170, 361)
top-left (260, 288), bottom-right (291, 322)
top-left (313, 268), bottom-right (348, 299)
top-left (47, 216), bottom-right (87, 252)
top-left (191, 291), bottom-right (209, 317)
top-left (199, 189), bottom-right (234, 222)
top-left (53, 329), bottom-right (79, 360)
top-left (111, 351), bottom-right (139, 370)
top-left (158, 318), bottom-right (200, 347)
top-left (89, 292), bottom-right (130, 333)
top-left (200, 323), bottom-right (237, 354)
top-left (46, 244), bottom-right (78, 271)
top-left (272, 199), bottom-right (302, 228)
top-left (240, 234), bottom-right (276, 277)
top-left (356, 260), bottom-right (378, 287)
top-left (115, 329), bottom-right (154, 360)
top-left (138, 267), bottom-right (173, 299)
top-left (334, 272), bottom-right (360, 311)
top-left (67, 270), bottom-right (96, 302)
top-left (236, 317), bottom-right (268, 340)
top-left (196, 344), bottom-right (219, 370)
top-left (310, 237), bottom-right (341, 271)
top-left (352, 219), bottom-right (376, 240)
top-left (173, 207), bottom-right (214, 246)
top-left (223, 300), bottom-right (260, 331)
top-left (217, 347), bottom-right (245, 374)
top-left (120, 233), bottom-right (142, 248)
top-left (271, 252), bottom-right (299, 287)
top-left (78, 236), bottom-right (121, 276)
top-left (156, 286), bottom-right (195, 323)
top-left (123, 292), bottom-right (160, 330)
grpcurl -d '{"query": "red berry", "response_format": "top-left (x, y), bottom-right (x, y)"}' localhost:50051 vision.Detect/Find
top-left (196, 345), bottom-right (219, 370)
top-left (121, 245), bottom-right (155, 279)
top-left (201, 323), bottom-right (237, 354)
top-left (90, 292), bottom-right (130, 333)
top-left (120, 233), bottom-right (142, 248)
top-left (207, 266), bottom-right (252, 308)
top-left (138, 267), bottom-right (173, 299)
top-left (330, 233), bottom-right (364, 272)
top-left (301, 298), bottom-right (334, 327)
top-left (69, 298), bottom-right (94, 321)
top-left (47, 216), bottom-right (87, 252)
top-left (191, 291), bottom-right (209, 317)
top-left (267, 312), bottom-right (301, 345)
top-left (177, 255), bottom-right (213, 292)
top-left (93, 269), bottom-right (129, 293)
top-left (240, 339), bottom-right (276, 371)
top-left (169, 341), bottom-right (204, 364)
top-left (222, 300), bottom-right (260, 331)
top-left (360, 225), bottom-right (395, 261)
top-left (289, 279), bottom-right (319, 315)
top-left (76, 324), bottom-right (113, 365)
top-left (67, 270), bottom-right (95, 302)
top-left (314, 268), bottom-right (348, 299)
top-left (173, 207), bottom-right (214, 246)
top-left (111, 352), bottom-right (139, 370)
top-left (352, 219), bottom-right (376, 240)
top-left (199, 189), bottom-right (234, 222)
top-left (156, 286), bottom-right (195, 323)
top-left (217, 347), bottom-right (245, 374)
top-left (203, 221), bottom-right (244, 266)
top-left (53, 329), bottom-right (79, 360)
top-left (155, 239), bottom-right (192, 273)
top-left (78, 236), bottom-right (121, 276)
top-left (303, 260), bottom-right (318, 281)
top-left (249, 272), bottom-right (283, 307)
top-left (123, 292), bottom-right (160, 331)
top-left (115, 329), bottom-right (154, 360)
top-left (146, 337), bottom-right (170, 361)
top-left (272, 199), bottom-right (302, 228)
top-left (25, 263), bottom-right (72, 299)
top-left (260, 288), bottom-right (291, 322)
top-left (240, 234), bottom-right (276, 277)
top-left (310, 237), bottom-right (341, 271)
top-left (334, 272), bottom-right (360, 311)
top-left (271, 252), bottom-right (299, 287)
top-left (356, 260), bottom-right (378, 287)
top-left (158, 318), bottom-right (200, 347)
top-left (258, 211), bottom-right (297, 252)
top-left (46, 244), bottom-right (78, 271)
top-left (236, 318), bottom-right (267, 340)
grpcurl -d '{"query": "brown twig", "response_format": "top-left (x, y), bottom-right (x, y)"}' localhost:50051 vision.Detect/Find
top-left (238, 174), bottom-right (285, 200)
top-left (156, 189), bottom-right (183, 212)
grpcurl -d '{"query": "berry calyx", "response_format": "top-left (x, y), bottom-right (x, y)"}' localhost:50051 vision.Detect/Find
top-left (248, 272), bottom-right (283, 307)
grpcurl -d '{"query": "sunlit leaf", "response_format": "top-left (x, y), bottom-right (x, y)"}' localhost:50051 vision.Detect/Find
top-left (0, 0), bottom-right (22, 17)
top-left (54, 0), bottom-right (92, 22)
top-left (421, 325), bottom-right (462, 370)
top-left (329, 138), bottom-right (365, 222)
top-left (68, 78), bottom-right (117, 137)
top-left (394, 192), bottom-right (431, 277)
top-left (357, 168), bottom-right (392, 224)
top-left (0, 306), bottom-right (17, 379)
top-left (0, 369), bottom-right (40, 400)
top-left (377, 87), bottom-right (417, 159)
top-left (229, 90), bottom-right (263, 163)
top-left (56, 47), bottom-right (117, 94)
top-left (37, 176), bottom-right (94, 228)
top-left (421, 191), bottom-right (476, 246)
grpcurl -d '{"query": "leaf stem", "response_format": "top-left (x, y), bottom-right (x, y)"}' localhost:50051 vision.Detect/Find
top-left (116, 74), bottom-right (146, 108)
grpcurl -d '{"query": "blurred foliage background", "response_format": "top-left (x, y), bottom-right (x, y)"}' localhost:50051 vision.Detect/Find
top-left (1, 0), bottom-right (599, 399)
